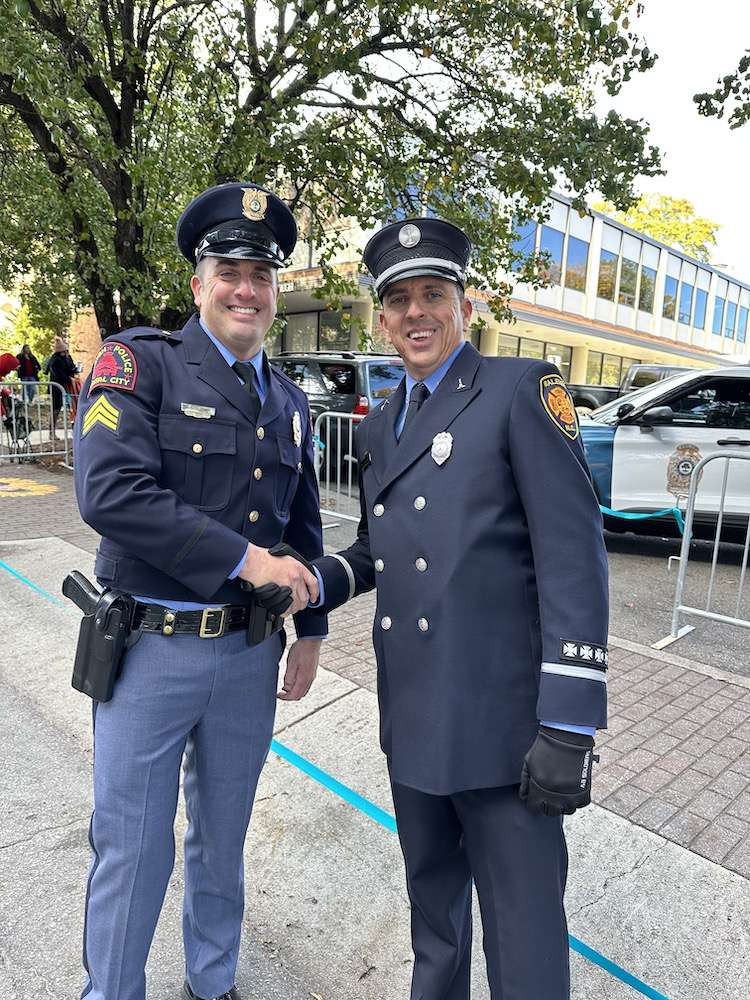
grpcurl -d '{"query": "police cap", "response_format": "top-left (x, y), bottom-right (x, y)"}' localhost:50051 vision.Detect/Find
top-left (176, 182), bottom-right (297, 267)
top-left (363, 217), bottom-right (472, 297)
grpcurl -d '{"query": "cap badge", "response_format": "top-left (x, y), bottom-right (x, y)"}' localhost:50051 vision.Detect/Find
top-left (292, 410), bottom-right (302, 446)
top-left (431, 431), bottom-right (453, 466)
top-left (242, 188), bottom-right (268, 222)
top-left (399, 223), bottom-right (421, 248)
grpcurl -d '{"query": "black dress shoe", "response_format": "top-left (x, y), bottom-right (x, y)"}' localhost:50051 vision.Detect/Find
top-left (183, 981), bottom-right (241, 1000)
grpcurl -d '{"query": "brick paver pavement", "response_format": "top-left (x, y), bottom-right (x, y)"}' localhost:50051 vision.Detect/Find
top-left (2, 462), bottom-right (749, 880)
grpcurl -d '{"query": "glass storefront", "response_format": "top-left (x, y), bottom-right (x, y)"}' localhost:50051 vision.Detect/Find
top-left (497, 334), bottom-right (572, 381)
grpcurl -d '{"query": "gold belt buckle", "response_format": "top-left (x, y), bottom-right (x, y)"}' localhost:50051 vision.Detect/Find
top-left (199, 606), bottom-right (227, 638)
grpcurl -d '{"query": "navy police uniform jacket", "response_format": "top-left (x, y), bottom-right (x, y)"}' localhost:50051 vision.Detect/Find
top-left (74, 314), bottom-right (327, 639)
top-left (316, 344), bottom-right (608, 793)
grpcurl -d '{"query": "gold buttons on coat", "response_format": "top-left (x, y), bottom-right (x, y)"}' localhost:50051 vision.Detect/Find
top-left (253, 468), bottom-right (263, 480)
top-left (375, 559), bottom-right (385, 572)
top-left (164, 612), bottom-right (175, 624)
top-left (248, 510), bottom-right (260, 523)
top-left (163, 625), bottom-right (174, 636)
top-left (415, 558), bottom-right (428, 572)
top-left (418, 618), bottom-right (429, 632)
top-left (373, 503), bottom-right (385, 517)
top-left (256, 426), bottom-right (265, 440)
top-left (192, 442), bottom-right (203, 454)
top-left (381, 616), bottom-right (392, 630)
top-left (414, 496), bottom-right (426, 511)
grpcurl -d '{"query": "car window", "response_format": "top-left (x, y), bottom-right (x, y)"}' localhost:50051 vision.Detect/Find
top-left (629, 370), bottom-right (660, 389)
top-left (366, 361), bottom-right (404, 400)
top-left (279, 361), bottom-right (325, 394)
top-left (319, 363), bottom-right (356, 395)
top-left (591, 371), bottom-right (700, 424)
top-left (665, 378), bottom-right (750, 428)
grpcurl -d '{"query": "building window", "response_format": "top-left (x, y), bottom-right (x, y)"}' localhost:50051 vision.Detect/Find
top-left (618, 258), bottom-right (638, 307)
top-left (319, 310), bottom-right (350, 350)
top-left (564, 236), bottom-right (589, 292)
top-left (601, 353), bottom-right (624, 386)
top-left (694, 289), bottom-right (708, 329)
top-left (511, 221), bottom-right (536, 271)
top-left (725, 301), bottom-right (738, 339)
top-left (713, 297), bottom-right (725, 336)
top-left (678, 283), bottom-right (694, 325)
top-left (586, 351), bottom-right (603, 384)
top-left (597, 250), bottom-right (618, 301)
top-left (738, 307), bottom-right (748, 344)
top-left (543, 342), bottom-right (572, 381)
top-left (539, 226), bottom-right (564, 285)
top-left (585, 352), bottom-right (640, 386)
top-left (519, 338), bottom-right (545, 359)
top-left (285, 313), bottom-right (318, 352)
top-left (497, 334), bottom-right (520, 357)
top-left (662, 276), bottom-right (678, 320)
top-left (638, 266), bottom-right (656, 312)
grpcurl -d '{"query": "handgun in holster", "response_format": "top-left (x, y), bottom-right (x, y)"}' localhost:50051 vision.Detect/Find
top-left (62, 571), bottom-right (135, 702)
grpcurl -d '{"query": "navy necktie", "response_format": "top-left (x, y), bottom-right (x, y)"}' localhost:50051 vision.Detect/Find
top-left (400, 381), bottom-right (430, 442)
top-left (232, 361), bottom-right (261, 422)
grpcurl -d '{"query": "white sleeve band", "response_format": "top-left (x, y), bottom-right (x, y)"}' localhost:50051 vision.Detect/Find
top-left (541, 662), bottom-right (608, 684)
top-left (330, 553), bottom-right (356, 601)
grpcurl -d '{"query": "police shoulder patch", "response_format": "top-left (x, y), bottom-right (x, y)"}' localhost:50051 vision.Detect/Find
top-left (82, 393), bottom-right (121, 436)
top-left (539, 373), bottom-right (578, 441)
top-left (89, 341), bottom-right (138, 395)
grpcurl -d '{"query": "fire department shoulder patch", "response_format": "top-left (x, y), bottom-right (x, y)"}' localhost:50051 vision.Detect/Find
top-left (539, 373), bottom-right (579, 441)
top-left (89, 342), bottom-right (138, 395)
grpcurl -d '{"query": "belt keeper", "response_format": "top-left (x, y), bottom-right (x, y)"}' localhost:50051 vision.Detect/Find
top-left (162, 610), bottom-right (176, 636)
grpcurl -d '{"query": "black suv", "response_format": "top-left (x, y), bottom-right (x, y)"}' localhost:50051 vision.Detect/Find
top-left (270, 351), bottom-right (405, 475)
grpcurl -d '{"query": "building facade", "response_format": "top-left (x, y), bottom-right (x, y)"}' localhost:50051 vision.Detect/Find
top-left (274, 194), bottom-right (746, 385)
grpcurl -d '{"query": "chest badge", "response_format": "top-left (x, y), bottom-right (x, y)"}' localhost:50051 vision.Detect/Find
top-left (431, 431), bottom-right (453, 466)
top-left (181, 402), bottom-right (215, 419)
top-left (292, 410), bottom-right (302, 446)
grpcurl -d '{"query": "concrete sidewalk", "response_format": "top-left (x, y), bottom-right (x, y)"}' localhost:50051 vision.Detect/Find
top-left (2, 464), bottom-right (750, 998)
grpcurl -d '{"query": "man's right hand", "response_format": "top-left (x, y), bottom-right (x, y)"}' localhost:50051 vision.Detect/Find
top-left (238, 543), bottom-right (319, 615)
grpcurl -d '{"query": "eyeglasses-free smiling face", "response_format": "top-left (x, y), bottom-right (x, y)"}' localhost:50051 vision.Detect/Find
top-left (190, 257), bottom-right (279, 360)
top-left (378, 276), bottom-right (472, 381)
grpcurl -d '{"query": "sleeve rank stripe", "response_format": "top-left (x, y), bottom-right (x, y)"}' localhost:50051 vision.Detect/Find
top-left (541, 662), bottom-right (608, 684)
top-left (330, 553), bottom-right (356, 601)
top-left (82, 395), bottom-right (121, 434)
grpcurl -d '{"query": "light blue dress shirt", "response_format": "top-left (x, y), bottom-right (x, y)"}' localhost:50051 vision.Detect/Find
top-left (313, 340), bottom-right (594, 736)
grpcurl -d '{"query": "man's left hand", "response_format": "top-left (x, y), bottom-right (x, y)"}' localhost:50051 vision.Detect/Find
top-left (519, 726), bottom-right (598, 817)
top-left (277, 638), bottom-right (322, 701)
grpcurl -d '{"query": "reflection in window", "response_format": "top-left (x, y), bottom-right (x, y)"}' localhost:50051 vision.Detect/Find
top-left (678, 283), bottom-right (694, 324)
top-left (539, 226), bottom-right (564, 285)
top-left (319, 310), bottom-right (350, 350)
top-left (662, 276), bottom-right (678, 320)
top-left (519, 338), bottom-right (544, 359)
top-left (601, 353), bottom-right (622, 386)
top-left (618, 258), bottom-right (638, 307)
top-left (366, 362), bottom-right (404, 400)
top-left (669, 379), bottom-right (750, 428)
top-left (725, 301), bottom-right (738, 339)
top-left (564, 237), bottom-right (589, 291)
top-left (694, 289), bottom-right (708, 329)
top-left (319, 363), bottom-right (355, 395)
top-left (739, 307), bottom-right (748, 344)
top-left (713, 297), bottom-right (725, 335)
top-left (586, 351), bottom-right (603, 384)
top-left (286, 313), bottom-right (318, 352)
top-left (639, 266), bottom-right (656, 312)
top-left (597, 250), bottom-right (618, 301)
top-left (497, 334), bottom-right (519, 357)
top-left (511, 221), bottom-right (536, 271)
top-left (544, 343), bottom-right (572, 382)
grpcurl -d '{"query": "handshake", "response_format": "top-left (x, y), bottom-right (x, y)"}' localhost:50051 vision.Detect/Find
top-left (237, 541), bottom-right (320, 617)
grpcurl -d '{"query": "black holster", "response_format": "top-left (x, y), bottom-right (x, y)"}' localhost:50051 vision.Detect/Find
top-left (63, 572), bottom-right (134, 702)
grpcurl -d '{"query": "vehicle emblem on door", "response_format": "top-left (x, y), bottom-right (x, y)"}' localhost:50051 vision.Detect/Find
top-left (666, 444), bottom-right (703, 501)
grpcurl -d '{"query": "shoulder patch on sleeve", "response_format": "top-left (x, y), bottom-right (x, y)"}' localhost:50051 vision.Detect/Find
top-left (82, 393), bottom-right (121, 436)
top-left (89, 342), bottom-right (138, 396)
top-left (539, 373), bottom-right (579, 441)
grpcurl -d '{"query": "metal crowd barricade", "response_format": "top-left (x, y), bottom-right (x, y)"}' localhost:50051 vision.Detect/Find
top-left (314, 411), bottom-right (362, 526)
top-left (0, 380), bottom-right (75, 468)
top-left (658, 451), bottom-right (750, 646)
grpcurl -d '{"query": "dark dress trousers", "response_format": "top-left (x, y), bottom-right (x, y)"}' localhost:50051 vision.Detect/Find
top-left (315, 343), bottom-right (609, 999)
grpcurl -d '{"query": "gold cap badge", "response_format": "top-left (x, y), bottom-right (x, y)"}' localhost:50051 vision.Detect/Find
top-left (242, 188), bottom-right (268, 222)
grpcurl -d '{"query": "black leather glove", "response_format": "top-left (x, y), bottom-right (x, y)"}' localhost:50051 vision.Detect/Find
top-left (519, 726), bottom-right (598, 817)
top-left (252, 582), bottom-right (293, 617)
top-left (268, 541), bottom-right (314, 574)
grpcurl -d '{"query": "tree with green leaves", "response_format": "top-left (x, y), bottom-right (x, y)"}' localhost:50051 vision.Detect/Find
top-left (0, 302), bottom-right (55, 361)
top-left (0, 0), bottom-right (660, 335)
top-left (694, 50), bottom-right (750, 129)
top-left (593, 193), bottom-right (719, 262)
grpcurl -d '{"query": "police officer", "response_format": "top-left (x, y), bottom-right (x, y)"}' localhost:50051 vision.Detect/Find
top-left (74, 182), bottom-right (326, 1000)
top-left (313, 218), bottom-right (609, 999)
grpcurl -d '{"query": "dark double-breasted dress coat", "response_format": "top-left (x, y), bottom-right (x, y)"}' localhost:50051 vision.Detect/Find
top-left (74, 314), bottom-right (327, 638)
top-left (316, 343), bottom-right (608, 794)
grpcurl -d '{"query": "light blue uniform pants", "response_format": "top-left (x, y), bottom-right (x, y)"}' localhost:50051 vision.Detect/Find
top-left (80, 628), bottom-right (282, 1000)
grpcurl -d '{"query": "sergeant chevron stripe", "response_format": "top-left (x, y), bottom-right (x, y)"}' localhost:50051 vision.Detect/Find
top-left (82, 394), bottom-right (121, 436)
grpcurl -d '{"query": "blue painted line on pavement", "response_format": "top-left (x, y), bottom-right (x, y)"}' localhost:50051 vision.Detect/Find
top-left (4, 557), bottom-right (668, 999)
top-left (0, 558), bottom-right (67, 606)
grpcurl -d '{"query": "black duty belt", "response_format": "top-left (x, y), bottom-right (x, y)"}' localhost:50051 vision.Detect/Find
top-left (131, 602), bottom-right (282, 642)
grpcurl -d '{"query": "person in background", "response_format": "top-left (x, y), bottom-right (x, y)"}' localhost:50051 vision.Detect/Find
top-left (47, 335), bottom-right (78, 435)
top-left (16, 344), bottom-right (41, 403)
